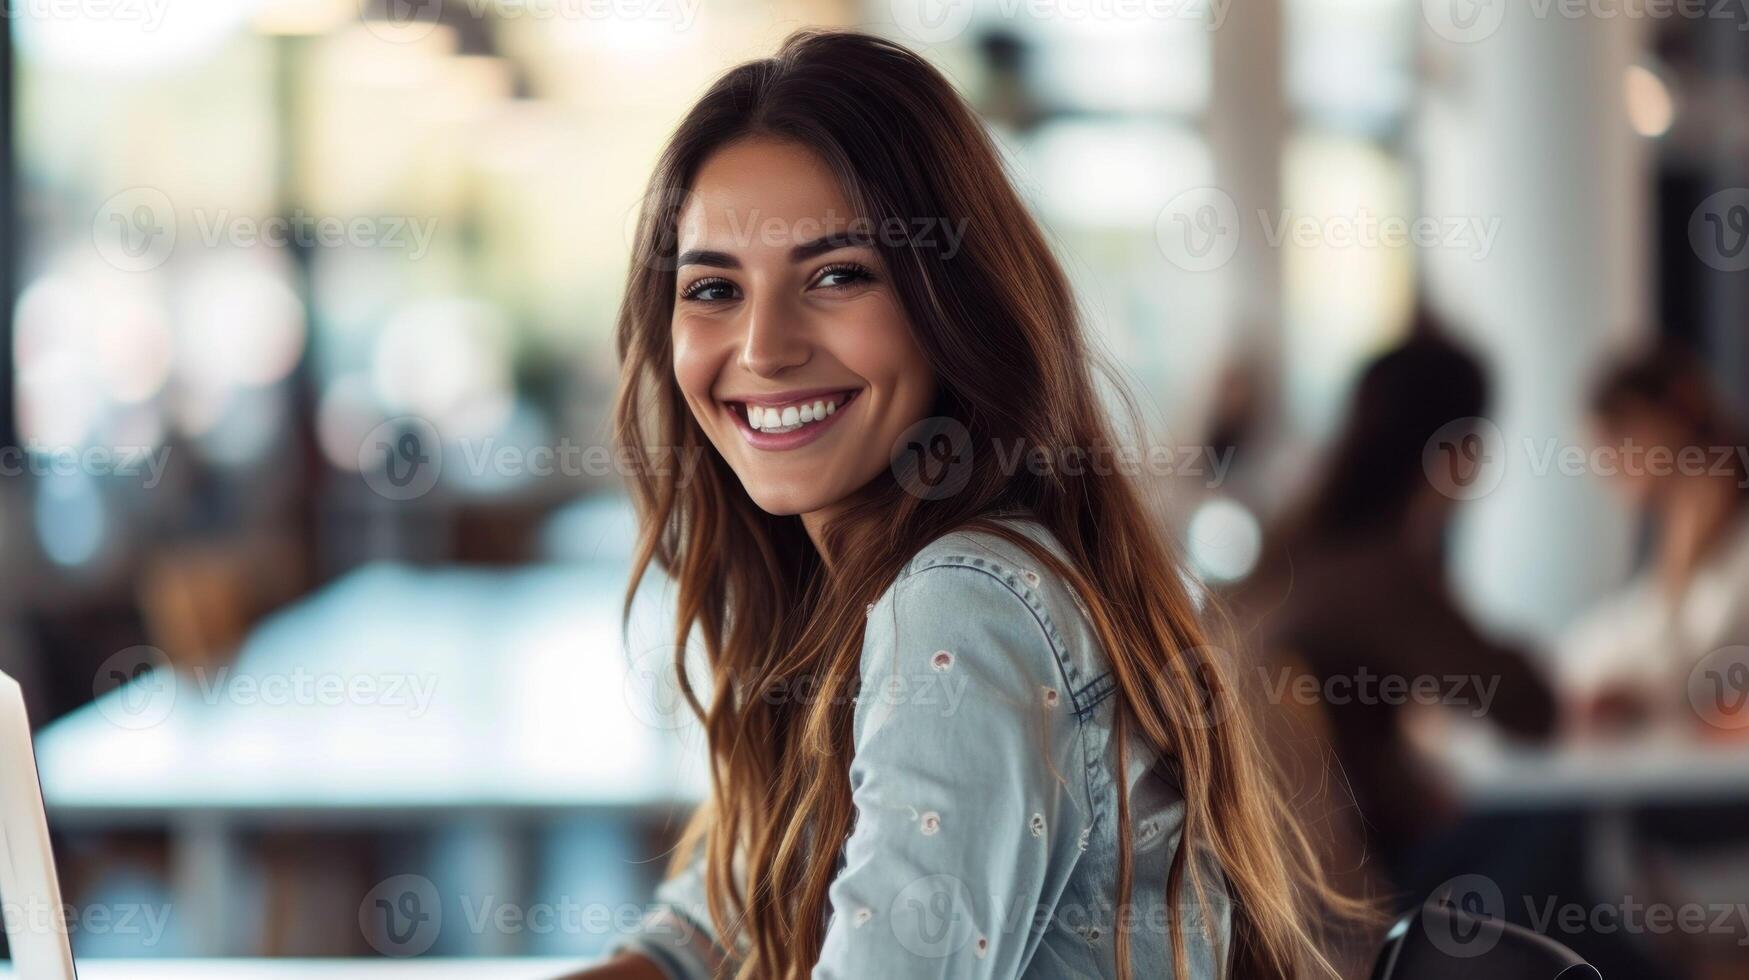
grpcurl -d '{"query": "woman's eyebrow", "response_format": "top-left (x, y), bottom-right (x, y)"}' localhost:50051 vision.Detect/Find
top-left (789, 229), bottom-right (874, 262)
top-left (675, 248), bottom-right (739, 270)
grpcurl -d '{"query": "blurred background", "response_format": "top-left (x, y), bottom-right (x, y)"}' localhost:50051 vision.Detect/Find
top-left (2, 0), bottom-right (1747, 976)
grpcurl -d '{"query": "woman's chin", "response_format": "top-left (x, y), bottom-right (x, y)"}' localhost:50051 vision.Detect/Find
top-left (739, 479), bottom-right (842, 519)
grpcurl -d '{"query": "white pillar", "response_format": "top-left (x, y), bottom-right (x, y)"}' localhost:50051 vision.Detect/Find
top-left (1421, 5), bottom-right (1651, 643)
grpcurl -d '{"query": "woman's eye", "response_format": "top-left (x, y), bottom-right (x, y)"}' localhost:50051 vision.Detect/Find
top-left (680, 277), bottom-right (738, 302)
top-left (812, 264), bottom-right (874, 290)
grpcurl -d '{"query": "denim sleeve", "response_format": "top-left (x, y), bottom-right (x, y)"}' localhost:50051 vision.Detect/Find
top-left (814, 563), bottom-right (1085, 979)
top-left (607, 852), bottom-right (730, 980)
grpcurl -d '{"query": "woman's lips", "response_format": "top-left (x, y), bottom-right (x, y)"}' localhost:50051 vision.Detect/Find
top-left (723, 389), bottom-right (861, 451)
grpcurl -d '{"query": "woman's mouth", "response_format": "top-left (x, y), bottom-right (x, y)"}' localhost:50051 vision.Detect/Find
top-left (723, 388), bottom-right (861, 451)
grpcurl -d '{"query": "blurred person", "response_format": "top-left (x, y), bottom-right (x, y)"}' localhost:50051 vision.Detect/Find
top-left (1232, 325), bottom-right (1682, 977)
top-left (1233, 323), bottom-right (1558, 886)
top-left (1558, 339), bottom-right (1749, 980)
top-left (576, 30), bottom-right (1369, 980)
top-left (1559, 338), bottom-right (1749, 735)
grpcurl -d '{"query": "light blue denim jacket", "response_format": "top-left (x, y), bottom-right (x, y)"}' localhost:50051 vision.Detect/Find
top-left (616, 519), bottom-right (1231, 978)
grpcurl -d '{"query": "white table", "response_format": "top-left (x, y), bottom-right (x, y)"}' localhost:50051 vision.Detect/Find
top-left (1426, 718), bottom-right (1749, 810)
top-left (31, 560), bottom-right (706, 957)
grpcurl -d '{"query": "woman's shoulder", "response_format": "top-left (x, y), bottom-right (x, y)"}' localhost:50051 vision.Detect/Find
top-left (867, 515), bottom-right (1115, 710)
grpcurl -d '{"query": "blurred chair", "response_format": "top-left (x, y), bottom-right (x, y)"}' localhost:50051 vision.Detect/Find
top-left (1370, 902), bottom-right (1600, 980)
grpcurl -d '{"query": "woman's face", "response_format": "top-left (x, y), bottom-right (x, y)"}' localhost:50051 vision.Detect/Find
top-left (670, 138), bottom-right (936, 520)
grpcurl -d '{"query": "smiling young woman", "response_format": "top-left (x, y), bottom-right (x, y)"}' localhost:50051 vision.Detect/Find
top-left (573, 29), bottom-right (1364, 980)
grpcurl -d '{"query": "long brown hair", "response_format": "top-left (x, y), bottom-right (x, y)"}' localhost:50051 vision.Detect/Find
top-left (616, 29), bottom-right (1362, 979)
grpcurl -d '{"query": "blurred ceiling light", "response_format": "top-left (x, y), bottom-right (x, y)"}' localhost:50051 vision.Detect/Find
top-left (254, 0), bottom-right (354, 36)
top-left (171, 381), bottom-right (233, 439)
top-left (176, 256), bottom-right (308, 390)
top-left (15, 275), bottom-right (103, 447)
top-left (316, 374), bottom-right (384, 471)
top-left (372, 297), bottom-right (514, 439)
top-left (1028, 120), bottom-right (1213, 228)
top-left (16, 0), bottom-right (256, 74)
top-left (13, 275), bottom-right (92, 375)
top-left (1185, 496), bottom-right (1263, 584)
top-left (1624, 63), bottom-right (1675, 139)
top-left (18, 348), bottom-right (103, 449)
top-left (93, 287), bottom-right (175, 405)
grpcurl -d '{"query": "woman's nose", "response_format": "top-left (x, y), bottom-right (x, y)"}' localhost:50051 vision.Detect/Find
top-left (738, 294), bottom-right (810, 378)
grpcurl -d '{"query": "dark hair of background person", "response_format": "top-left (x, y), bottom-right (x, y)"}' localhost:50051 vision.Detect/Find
top-left (1290, 307), bottom-right (1490, 542)
top-left (1591, 337), bottom-right (1749, 486)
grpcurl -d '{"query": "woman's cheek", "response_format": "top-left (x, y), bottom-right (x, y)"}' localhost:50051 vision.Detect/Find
top-left (669, 319), bottom-right (720, 413)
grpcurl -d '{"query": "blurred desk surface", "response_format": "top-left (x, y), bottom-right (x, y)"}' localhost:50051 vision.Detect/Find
top-left (0, 959), bottom-right (589, 978)
top-left (35, 560), bottom-right (705, 823)
top-left (1431, 721), bottom-right (1749, 810)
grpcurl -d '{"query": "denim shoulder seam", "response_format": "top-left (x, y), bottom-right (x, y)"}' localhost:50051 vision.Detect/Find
top-left (899, 553), bottom-right (1101, 715)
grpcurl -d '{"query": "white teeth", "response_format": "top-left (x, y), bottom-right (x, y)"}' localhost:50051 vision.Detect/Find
top-left (739, 394), bottom-right (849, 435)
